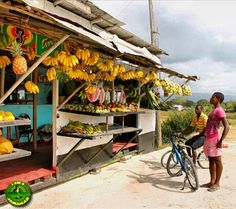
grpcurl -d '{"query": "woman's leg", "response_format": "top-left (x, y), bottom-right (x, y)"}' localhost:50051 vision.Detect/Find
top-left (214, 156), bottom-right (223, 187)
top-left (209, 157), bottom-right (216, 186)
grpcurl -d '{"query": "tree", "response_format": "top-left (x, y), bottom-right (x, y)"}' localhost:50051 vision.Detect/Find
top-left (197, 99), bottom-right (209, 106)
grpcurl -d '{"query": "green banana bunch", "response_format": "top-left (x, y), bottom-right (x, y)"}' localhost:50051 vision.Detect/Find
top-left (145, 89), bottom-right (160, 110)
top-left (56, 69), bottom-right (70, 83)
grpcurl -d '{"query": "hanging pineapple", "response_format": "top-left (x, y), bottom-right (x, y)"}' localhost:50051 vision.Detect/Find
top-left (11, 41), bottom-right (28, 74)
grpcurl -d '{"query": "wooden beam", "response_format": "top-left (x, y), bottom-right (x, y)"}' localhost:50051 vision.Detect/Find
top-left (54, 0), bottom-right (91, 14)
top-left (56, 82), bottom-right (88, 111)
top-left (0, 34), bottom-right (70, 104)
top-left (91, 17), bottom-right (103, 25)
top-left (105, 25), bottom-right (119, 32)
top-left (53, 0), bottom-right (64, 6)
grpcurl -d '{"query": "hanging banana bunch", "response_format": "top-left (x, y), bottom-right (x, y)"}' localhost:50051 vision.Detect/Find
top-left (46, 67), bottom-right (57, 81)
top-left (25, 81), bottom-right (39, 94)
top-left (57, 51), bottom-right (78, 67)
top-left (0, 56), bottom-right (11, 69)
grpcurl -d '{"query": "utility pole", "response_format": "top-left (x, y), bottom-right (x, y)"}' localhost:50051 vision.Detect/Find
top-left (148, 0), bottom-right (162, 147)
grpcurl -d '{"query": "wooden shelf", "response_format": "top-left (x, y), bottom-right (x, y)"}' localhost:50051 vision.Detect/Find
top-left (57, 127), bottom-right (142, 140)
top-left (59, 109), bottom-right (144, 116)
top-left (0, 119), bottom-right (31, 128)
top-left (0, 148), bottom-right (31, 162)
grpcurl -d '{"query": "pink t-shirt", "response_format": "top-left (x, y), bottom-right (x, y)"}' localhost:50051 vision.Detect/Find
top-left (205, 106), bottom-right (226, 139)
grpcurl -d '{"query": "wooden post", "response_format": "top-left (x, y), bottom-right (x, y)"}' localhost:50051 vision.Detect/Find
top-left (0, 34), bottom-right (70, 104)
top-left (32, 68), bottom-right (38, 153)
top-left (0, 68), bottom-right (5, 98)
top-left (52, 78), bottom-right (59, 170)
top-left (148, 0), bottom-right (162, 147)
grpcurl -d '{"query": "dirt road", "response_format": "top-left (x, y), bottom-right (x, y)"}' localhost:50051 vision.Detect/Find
top-left (1, 139), bottom-right (236, 209)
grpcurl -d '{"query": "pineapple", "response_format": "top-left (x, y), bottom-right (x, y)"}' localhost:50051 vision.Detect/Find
top-left (11, 41), bottom-right (27, 74)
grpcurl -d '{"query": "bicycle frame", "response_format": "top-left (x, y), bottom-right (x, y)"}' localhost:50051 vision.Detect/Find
top-left (170, 136), bottom-right (187, 173)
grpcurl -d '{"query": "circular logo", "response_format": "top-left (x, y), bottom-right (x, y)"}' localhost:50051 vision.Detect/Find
top-left (4, 181), bottom-right (32, 206)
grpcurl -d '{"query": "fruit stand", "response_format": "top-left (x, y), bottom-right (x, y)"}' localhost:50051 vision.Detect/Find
top-left (0, 0), bottom-right (198, 202)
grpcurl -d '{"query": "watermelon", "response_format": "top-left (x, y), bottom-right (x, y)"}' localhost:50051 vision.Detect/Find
top-left (86, 87), bottom-right (100, 103)
top-left (120, 90), bottom-right (126, 104)
top-left (98, 87), bottom-right (105, 104)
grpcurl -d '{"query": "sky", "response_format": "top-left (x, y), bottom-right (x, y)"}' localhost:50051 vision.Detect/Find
top-left (91, 0), bottom-right (236, 96)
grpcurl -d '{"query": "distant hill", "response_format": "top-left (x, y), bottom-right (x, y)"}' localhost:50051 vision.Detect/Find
top-left (161, 92), bottom-right (236, 102)
top-left (187, 93), bottom-right (236, 102)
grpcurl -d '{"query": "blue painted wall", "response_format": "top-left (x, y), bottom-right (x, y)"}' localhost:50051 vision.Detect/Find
top-left (0, 104), bottom-right (52, 141)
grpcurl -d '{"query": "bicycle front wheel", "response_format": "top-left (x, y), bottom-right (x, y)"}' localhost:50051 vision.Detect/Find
top-left (197, 150), bottom-right (209, 169)
top-left (161, 150), bottom-right (172, 169)
top-left (184, 155), bottom-right (199, 191)
top-left (166, 152), bottom-right (182, 177)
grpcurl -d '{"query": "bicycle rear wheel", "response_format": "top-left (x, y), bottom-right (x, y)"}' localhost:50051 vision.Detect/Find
top-left (166, 152), bottom-right (182, 177)
top-left (184, 155), bottom-right (199, 191)
top-left (197, 150), bottom-right (209, 169)
top-left (161, 150), bottom-right (172, 169)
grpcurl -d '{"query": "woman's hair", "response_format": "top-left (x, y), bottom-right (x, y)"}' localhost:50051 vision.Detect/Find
top-left (213, 92), bottom-right (224, 103)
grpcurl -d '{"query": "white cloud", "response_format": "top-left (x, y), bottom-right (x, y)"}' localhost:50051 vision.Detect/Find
top-left (91, 1), bottom-right (236, 95)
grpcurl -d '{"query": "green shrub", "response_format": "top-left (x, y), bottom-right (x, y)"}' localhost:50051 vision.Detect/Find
top-left (162, 110), bottom-right (194, 144)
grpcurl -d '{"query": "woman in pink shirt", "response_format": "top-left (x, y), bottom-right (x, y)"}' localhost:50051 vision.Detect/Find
top-left (202, 92), bottom-right (229, 192)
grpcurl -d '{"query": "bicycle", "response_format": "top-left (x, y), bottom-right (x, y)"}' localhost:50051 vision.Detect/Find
top-left (161, 148), bottom-right (209, 169)
top-left (161, 139), bottom-right (209, 169)
top-left (166, 135), bottom-right (199, 191)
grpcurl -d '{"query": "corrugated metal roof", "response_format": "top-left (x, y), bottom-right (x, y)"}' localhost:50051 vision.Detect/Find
top-left (50, 0), bottom-right (168, 55)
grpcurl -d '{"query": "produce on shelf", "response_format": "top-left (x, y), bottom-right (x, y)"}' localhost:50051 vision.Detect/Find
top-left (46, 67), bottom-right (57, 81)
top-left (11, 41), bottom-right (27, 74)
top-left (60, 121), bottom-right (102, 135)
top-left (0, 55), bottom-right (11, 69)
top-left (24, 81), bottom-right (39, 94)
top-left (0, 136), bottom-right (14, 155)
top-left (0, 111), bottom-right (15, 121)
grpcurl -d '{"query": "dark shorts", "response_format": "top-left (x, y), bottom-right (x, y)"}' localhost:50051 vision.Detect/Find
top-left (185, 134), bottom-right (206, 150)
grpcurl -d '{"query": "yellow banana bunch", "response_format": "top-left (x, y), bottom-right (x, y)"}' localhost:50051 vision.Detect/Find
top-left (26, 46), bottom-right (36, 61)
top-left (43, 56), bottom-right (59, 66)
top-left (67, 68), bottom-right (82, 79)
top-left (46, 67), bottom-right (56, 81)
top-left (96, 71), bottom-right (115, 81)
top-left (119, 70), bottom-right (136, 80)
top-left (182, 85), bottom-right (192, 96)
top-left (118, 65), bottom-right (126, 73)
top-left (57, 51), bottom-right (78, 67)
top-left (0, 56), bottom-right (11, 69)
top-left (83, 51), bottom-right (100, 66)
top-left (85, 85), bottom-right (97, 94)
top-left (146, 71), bottom-right (158, 81)
top-left (97, 60), bottom-right (114, 71)
top-left (134, 70), bottom-right (144, 79)
top-left (75, 48), bottom-right (90, 61)
top-left (25, 81), bottom-right (40, 94)
top-left (85, 73), bottom-right (96, 82)
top-left (154, 79), bottom-right (161, 86)
top-left (138, 77), bottom-right (150, 85)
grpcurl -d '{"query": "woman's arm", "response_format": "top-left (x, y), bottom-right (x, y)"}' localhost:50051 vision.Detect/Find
top-left (217, 117), bottom-right (230, 148)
